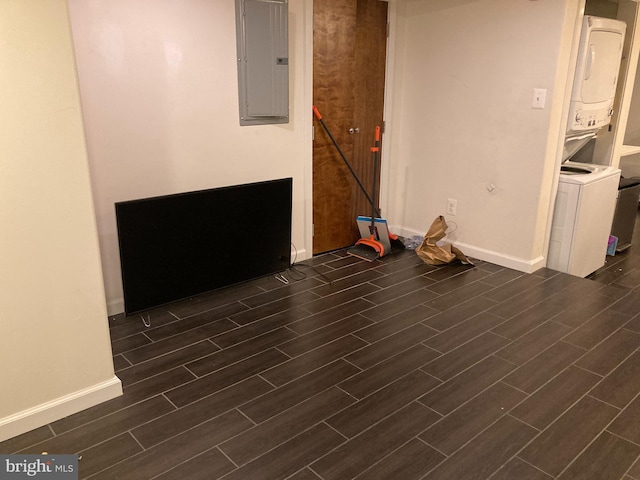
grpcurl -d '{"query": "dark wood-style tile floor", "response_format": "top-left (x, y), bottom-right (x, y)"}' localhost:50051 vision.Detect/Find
top-left (3, 211), bottom-right (640, 479)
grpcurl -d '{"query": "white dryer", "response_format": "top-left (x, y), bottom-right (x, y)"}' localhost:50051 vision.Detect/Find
top-left (548, 161), bottom-right (620, 277)
top-left (563, 16), bottom-right (626, 161)
top-left (567, 16), bottom-right (626, 136)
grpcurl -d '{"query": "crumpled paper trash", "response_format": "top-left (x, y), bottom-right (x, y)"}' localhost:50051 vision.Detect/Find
top-left (416, 215), bottom-right (473, 266)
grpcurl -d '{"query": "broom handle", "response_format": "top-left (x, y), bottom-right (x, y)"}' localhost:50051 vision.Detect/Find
top-left (313, 106), bottom-right (382, 218)
top-left (370, 126), bottom-right (380, 235)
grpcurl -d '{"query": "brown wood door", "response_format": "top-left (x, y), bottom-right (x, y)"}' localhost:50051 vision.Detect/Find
top-left (312, 0), bottom-right (388, 254)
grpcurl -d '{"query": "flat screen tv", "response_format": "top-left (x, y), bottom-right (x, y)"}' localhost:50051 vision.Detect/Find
top-left (115, 178), bottom-right (292, 314)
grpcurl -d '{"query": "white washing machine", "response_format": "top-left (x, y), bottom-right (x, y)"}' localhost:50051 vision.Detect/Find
top-left (547, 161), bottom-right (620, 277)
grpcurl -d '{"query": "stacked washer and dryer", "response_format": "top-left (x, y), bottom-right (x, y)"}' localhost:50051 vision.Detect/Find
top-left (547, 16), bottom-right (626, 277)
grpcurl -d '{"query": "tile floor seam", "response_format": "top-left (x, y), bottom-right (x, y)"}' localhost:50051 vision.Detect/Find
top-left (606, 429), bottom-right (640, 448)
top-left (553, 427), bottom-right (632, 479)
top-left (165, 343), bottom-right (282, 382)
top-left (121, 336), bottom-right (217, 366)
top-left (350, 436), bottom-right (442, 480)
top-left (342, 363), bottom-right (437, 400)
top-left (171, 347), bottom-right (286, 402)
top-left (585, 392), bottom-right (625, 410)
top-left (236, 369), bottom-right (356, 421)
top-left (215, 414), bottom-right (330, 469)
top-left (73, 429), bottom-right (148, 479)
top-left (151, 446), bottom-right (236, 480)
top-left (574, 343), bottom-right (640, 378)
top-left (493, 414), bottom-right (558, 478)
top-left (119, 340), bottom-right (220, 371)
top-left (415, 435), bottom-right (449, 459)
top-left (307, 405), bottom-right (432, 479)
top-left (40, 394), bottom-right (174, 447)
top-left (486, 456), bottom-right (551, 480)
top-left (570, 362), bottom-right (606, 378)
top-left (505, 392), bottom-right (625, 479)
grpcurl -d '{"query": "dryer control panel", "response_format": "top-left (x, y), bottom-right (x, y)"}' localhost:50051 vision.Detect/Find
top-left (567, 101), bottom-right (614, 132)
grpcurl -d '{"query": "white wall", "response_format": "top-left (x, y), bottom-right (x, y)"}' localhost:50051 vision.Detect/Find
top-left (386, 0), bottom-right (580, 271)
top-left (0, 0), bottom-right (121, 442)
top-left (67, 0), bottom-right (313, 315)
top-left (68, 0), bottom-right (585, 315)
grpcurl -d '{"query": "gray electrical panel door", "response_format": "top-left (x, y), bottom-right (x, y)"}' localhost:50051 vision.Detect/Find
top-left (235, 0), bottom-right (289, 126)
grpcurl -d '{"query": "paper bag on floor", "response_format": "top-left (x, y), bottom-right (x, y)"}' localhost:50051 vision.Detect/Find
top-left (416, 215), bottom-right (473, 266)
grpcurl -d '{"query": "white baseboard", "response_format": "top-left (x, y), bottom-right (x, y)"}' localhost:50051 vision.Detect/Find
top-left (107, 298), bottom-right (124, 317)
top-left (292, 247), bottom-right (309, 264)
top-left (392, 226), bottom-right (546, 274)
top-left (452, 241), bottom-right (546, 274)
top-left (0, 376), bottom-right (123, 443)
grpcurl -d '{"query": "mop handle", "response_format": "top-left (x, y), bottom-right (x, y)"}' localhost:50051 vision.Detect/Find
top-left (312, 106), bottom-right (381, 218)
top-left (369, 126), bottom-right (380, 234)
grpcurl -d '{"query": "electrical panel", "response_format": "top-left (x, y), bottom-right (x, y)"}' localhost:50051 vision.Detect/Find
top-left (235, 0), bottom-right (289, 126)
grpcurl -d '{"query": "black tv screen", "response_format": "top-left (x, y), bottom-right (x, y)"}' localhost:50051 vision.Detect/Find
top-left (115, 178), bottom-right (292, 314)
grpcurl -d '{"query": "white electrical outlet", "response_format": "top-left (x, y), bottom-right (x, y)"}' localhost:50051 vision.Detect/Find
top-left (447, 198), bottom-right (457, 216)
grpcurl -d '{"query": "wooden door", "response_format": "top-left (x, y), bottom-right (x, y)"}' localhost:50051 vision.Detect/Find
top-left (312, 0), bottom-right (388, 254)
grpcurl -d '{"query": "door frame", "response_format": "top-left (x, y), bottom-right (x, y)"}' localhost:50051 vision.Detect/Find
top-left (302, 0), bottom-right (397, 260)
